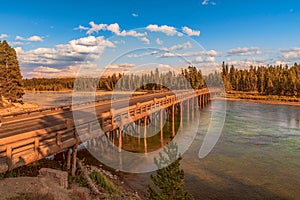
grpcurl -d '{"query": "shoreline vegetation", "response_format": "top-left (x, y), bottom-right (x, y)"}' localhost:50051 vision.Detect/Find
top-left (216, 91), bottom-right (300, 106)
top-left (214, 96), bottom-right (300, 106)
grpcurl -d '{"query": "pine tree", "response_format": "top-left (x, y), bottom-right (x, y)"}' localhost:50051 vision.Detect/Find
top-left (0, 40), bottom-right (24, 106)
top-left (147, 142), bottom-right (194, 200)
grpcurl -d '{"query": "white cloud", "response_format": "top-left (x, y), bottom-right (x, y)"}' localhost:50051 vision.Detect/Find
top-left (106, 63), bottom-right (135, 70)
top-left (156, 38), bottom-right (163, 45)
top-left (107, 23), bottom-right (120, 35)
top-left (139, 37), bottom-right (150, 44)
top-left (9, 41), bottom-right (23, 46)
top-left (15, 36), bottom-right (24, 40)
top-left (78, 22), bottom-right (149, 44)
top-left (168, 41), bottom-right (192, 51)
top-left (17, 35), bottom-right (115, 77)
top-left (34, 66), bottom-right (62, 73)
top-left (27, 65), bottom-right (79, 78)
top-left (281, 48), bottom-right (300, 59)
top-left (27, 35), bottom-right (43, 42)
top-left (182, 26), bottom-right (200, 36)
top-left (103, 63), bottom-right (136, 75)
top-left (132, 13), bottom-right (138, 17)
top-left (202, 0), bottom-right (209, 5)
top-left (227, 57), bottom-right (266, 68)
top-left (193, 56), bottom-right (216, 64)
top-left (202, 0), bottom-right (217, 6)
top-left (15, 35), bottom-right (43, 42)
top-left (74, 25), bottom-right (89, 31)
top-left (119, 30), bottom-right (147, 37)
top-left (86, 21), bottom-right (107, 34)
top-left (160, 50), bottom-right (221, 58)
top-left (146, 24), bottom-right (177, 36)
top-left (0, 34), bottom-right (8, 39)
top-left (127, 51), bottom-right (159, 58)
top-left (227, 47), bottom-right (262, 56)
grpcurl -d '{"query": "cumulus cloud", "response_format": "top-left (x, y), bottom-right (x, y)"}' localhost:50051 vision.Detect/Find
top-left (0, 34), bottom-right (8, 39)
top-left (168, 41), bottom-right (192, 51)
top-left (202, 0), bottom-right (217, 6)
top-left (105, 63), bottom-right (135, 70)
top-left (127, 51), bottom-right (159, 58)
top-left (227, 57), bottom-right (266, 68)
top-left (227, 47), bottom-right (262, 56)
top-left (160, 50), bottom-right (221, 58)
top-left (103, 63), bottom-right (136, 75)
top-left (126, 41), bottom-right (193, 58)
top-left (17, 35), bottom-right (115, 77)
top-left (74, 25), bottom-right (89, 31)
top-left (182, 26), bottom-right (200, 36)
top-left (34, 66), bottom-right (62, 73)
top-left (132, 13), bottom-right (138, 17)
top-left (77, 22), bottom-right (149, 44)
top-left (139, 37), bottom-right (150, 44)
top-left (9, 41), bottom-right (23, 46)
top-left (156, 38), bottom-right (163, 45)
top-left (146, 24), bottom-right (177, 36)
top-left (15, 35), bottom-right (43, 42)
top-left (281, 47), bottom-right (300, 60)
top-left (27, 65), bottom-right (79, 78)
top-left (86, 21), bottom-right (107, 34)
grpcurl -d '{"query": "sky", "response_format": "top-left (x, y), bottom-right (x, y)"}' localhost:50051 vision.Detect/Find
top-left (0, 0), bottom-right (300, 77)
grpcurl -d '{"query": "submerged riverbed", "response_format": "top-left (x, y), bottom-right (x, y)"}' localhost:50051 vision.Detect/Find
top-left (123, 100), bottom-right (300, 199)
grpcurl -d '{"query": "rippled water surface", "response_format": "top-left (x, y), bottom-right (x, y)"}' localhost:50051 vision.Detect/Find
top-left (124, 100), bottom-right (300, 200)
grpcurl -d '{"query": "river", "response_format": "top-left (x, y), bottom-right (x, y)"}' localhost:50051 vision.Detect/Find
top-left (123, 100), bottom-right (300, 200)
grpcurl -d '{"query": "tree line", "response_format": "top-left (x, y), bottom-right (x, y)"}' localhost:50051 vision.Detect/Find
top-left (24, 66), bottom-right (206, 91)
top-left (221, 62), bottom-right (300, 96)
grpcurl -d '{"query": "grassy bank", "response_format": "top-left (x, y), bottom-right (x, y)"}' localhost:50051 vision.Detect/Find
top-left (216, 91), bottom-right (300, 106)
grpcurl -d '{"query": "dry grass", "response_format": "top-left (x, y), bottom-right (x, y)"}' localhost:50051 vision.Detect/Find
top-left (8, 191), bottom-right (55, 200)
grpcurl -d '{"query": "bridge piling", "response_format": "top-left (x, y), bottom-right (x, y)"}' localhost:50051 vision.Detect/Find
top-left (71, 144), bottom-right (78, 176)
top-left (160, 109), bottom-right (163, 147)
top-left (143, 116), bottom-right (147, 153)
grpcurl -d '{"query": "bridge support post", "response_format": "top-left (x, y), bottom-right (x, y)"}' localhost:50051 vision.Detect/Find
top-left (137, 120), bottom-right (141, 145)
top-left (118, 128), bottom-right (122, 153)
top-left (172, 104), bottom-right (175, 136)
top-left (144, 117), bottom-right (147, 153)
top-left (180, 102), bottom-right (183, 128)
top-left (187, 100), bottom-right (190, 121)
top-left (192, 97), bottom-right (195, 119)
top-left (66, 148), bottom-right (71, 171)
top-left (71, 144), bottom-right (78, 176)
top-left (160, 109), bottom-right (163, 147)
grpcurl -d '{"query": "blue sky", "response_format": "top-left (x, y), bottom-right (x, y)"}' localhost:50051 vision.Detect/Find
top-left (0, 0), bottom-right (299, 77)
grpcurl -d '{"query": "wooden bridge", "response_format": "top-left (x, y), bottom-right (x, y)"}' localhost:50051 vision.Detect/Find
top-left (0, 89), bottom-right (213, 175)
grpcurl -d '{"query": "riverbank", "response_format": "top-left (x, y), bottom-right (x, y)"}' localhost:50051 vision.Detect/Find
top-left (213, 93), bottom-right (300, 106)
top-left (0, 149), bottom-right (142, 200)
top-left (0, 101), bottom-right (42, 115)
top-left (24, 90), bottom-right (148, 95)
